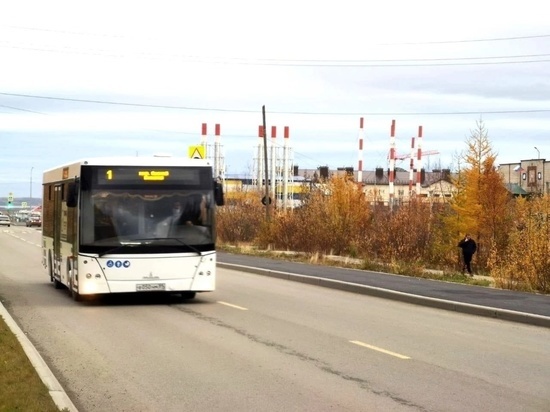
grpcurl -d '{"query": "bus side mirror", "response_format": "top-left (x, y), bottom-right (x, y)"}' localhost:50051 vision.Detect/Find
top-left (214, 181), bottom-right (224, 206)
top-left (66, 180), bottom-right (79, 208)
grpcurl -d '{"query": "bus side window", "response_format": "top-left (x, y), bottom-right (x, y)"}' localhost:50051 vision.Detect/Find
top-left (67, 181), bottom-right (79, 208)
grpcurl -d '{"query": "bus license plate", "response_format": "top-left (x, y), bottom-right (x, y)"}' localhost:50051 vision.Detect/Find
top-left (136, 283), bottom-right (166, 291)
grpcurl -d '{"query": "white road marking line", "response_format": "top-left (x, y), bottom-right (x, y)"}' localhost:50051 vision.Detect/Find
top-left (349, 340), bottom-right (411, 359)
top-left (218, 301), bottom-right (248, 311)
top-left (3, 231), bottom-right (41, 247)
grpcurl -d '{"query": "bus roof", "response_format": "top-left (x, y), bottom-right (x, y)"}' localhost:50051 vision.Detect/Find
top-left (43, 156), bottom-right (213, 183)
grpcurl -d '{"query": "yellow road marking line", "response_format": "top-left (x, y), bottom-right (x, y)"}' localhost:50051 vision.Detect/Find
top-left (218, 301), bottom-right (248, 311)
top-left (349, 340), bottom-right (411, 359)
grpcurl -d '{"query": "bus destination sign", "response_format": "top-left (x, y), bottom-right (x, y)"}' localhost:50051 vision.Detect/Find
top-left (138, 170), bottom-right (170, 181)
top-left (95, 166), bottom-right (202, 186)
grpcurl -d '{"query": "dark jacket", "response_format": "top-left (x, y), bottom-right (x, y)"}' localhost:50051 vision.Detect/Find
top-left (458, 238), bottom-right (477, 256)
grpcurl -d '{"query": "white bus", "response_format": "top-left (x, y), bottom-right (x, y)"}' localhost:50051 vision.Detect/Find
top-left (42, 156), bottom-right (224, 301)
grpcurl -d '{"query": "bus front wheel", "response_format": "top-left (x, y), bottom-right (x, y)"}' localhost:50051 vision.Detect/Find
top-left (69, 273), bottom-right (82, 302)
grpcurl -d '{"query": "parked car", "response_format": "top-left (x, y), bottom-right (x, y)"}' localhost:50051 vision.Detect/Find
top-left (26, 213), bottom-right (42, 227)
top-left (0, 214), bottom-right (10, 227)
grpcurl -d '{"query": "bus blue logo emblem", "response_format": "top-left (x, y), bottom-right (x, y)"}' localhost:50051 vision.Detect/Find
top-left (106, 260), bottom-right (130, 268)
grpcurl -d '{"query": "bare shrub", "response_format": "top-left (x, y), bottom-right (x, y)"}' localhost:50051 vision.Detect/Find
top-left (368, 199), bottom-right (434, 264)
top-left (216, 188), bottom-right (264, 244)
top-left (257, 177), bottom-right (372, 255)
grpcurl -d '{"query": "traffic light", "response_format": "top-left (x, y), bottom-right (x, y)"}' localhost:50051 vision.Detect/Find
top-left (7, 193), bottom-right (13, 208)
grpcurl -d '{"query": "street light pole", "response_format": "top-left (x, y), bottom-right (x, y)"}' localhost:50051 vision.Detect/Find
top-left (534, 146), bottom-right (540, 160)
top-left (30, 167), bottom-right (34, 203)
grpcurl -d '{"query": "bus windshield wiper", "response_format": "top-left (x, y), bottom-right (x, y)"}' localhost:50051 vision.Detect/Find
top-left (97, 243), bottom-right (141, 257)
top-left (97, 238), bottom-right (203, 257)
top-left (170, 238), bottom-right (202, 255)
top-left (131, 237), bottom-right (203, 256)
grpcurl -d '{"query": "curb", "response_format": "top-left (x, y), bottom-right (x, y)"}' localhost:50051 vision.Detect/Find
top-left (218, 262), bottom-right (550, 328)
top-left (0, 302), bottom-right (78, 412)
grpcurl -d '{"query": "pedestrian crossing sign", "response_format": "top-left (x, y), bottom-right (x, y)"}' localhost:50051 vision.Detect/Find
top-left (188, 145), bottom-right (205, 159)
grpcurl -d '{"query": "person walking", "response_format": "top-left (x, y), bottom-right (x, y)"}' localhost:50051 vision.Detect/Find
top-left (458, 234), bottom-right (477, 276)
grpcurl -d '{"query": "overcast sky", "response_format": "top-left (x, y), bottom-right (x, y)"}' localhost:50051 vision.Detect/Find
top-left (1, 0), bottom-right (549, 200)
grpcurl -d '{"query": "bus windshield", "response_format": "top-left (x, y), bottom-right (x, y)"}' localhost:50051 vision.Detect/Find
top-left (79, 189), bottom-right (215, 255)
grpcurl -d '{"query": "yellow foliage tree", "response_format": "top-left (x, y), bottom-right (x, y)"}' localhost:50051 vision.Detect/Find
top-left (447, 120), bottom-right (511, 271)
top-left (489, 195), bottom-right (550, 292)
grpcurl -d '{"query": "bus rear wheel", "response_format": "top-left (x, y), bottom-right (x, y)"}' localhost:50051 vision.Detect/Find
top-left (53, 278), bottom-right (62, 289)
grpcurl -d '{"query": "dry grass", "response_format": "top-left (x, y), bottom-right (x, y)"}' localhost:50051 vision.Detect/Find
top-left (0, 315), bottom-right (61, 412)
top-left (219, 244), bottom-right (493, 287)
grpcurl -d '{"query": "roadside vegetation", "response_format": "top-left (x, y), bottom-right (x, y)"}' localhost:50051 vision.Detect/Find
top-left (0, 314), bottom-right (62, 411)
top-left (218, 120), bottom-right (550, 294)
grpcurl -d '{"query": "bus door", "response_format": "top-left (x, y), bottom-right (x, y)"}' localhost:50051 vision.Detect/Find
top-left (52, 184), bottom-right (64, 277)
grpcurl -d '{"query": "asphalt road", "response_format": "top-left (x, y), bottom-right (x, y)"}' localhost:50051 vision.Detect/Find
top-left (1, 227), bottom-right (549, 411)
top-left (217, 251), bottom-right (550, 327)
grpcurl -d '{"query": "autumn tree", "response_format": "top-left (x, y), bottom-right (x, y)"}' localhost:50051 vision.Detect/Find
top-left (446, 119), bottom-right (512, 270)
top-left (489, 195), bottom-right (550, 293)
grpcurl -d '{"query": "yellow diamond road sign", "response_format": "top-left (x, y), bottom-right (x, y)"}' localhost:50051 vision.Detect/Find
top-left (188, 145), bottom-right (205, 159)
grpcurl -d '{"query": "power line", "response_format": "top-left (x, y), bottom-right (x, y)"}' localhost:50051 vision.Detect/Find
top-left (2, 40), bottom-right (550, 67)
top-left (2, 92), bottom-right (550, 116)
top-left (241, 53), bottom-right (550, 64)
top-left (4, 24), bottom-right (549, 45)
top-left (0, 104), bottom-right (48, 115)
top-left (0, 92), bottom-right (246, 112)
top-left (379, 34), bottom-right (550, 45)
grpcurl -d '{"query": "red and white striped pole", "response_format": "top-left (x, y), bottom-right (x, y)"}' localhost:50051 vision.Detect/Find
top-left (283, 126), bottom-right (290, 208)
top-left (416, 126), bottom-right (423, 195)
top-left (201, 123), bottom-right (207, 151)
top-left (357, 117), bottom-right (364, 183)
top-left (389, 120), bottom-right (396, 208)
top-left (214, 123), bottom-right (221, 179)
top-left (409, 136), bottom-right (415, 195)
top-left (271, 126), bottom-right (277, 204)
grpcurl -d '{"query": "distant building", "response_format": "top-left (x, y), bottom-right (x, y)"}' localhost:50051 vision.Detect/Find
top-left (225, 167), bottom-right (457, 207)
top-left (498, 158), bottom-right (547, 197)
top-left (225, 158), bottom-right (548, 209)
